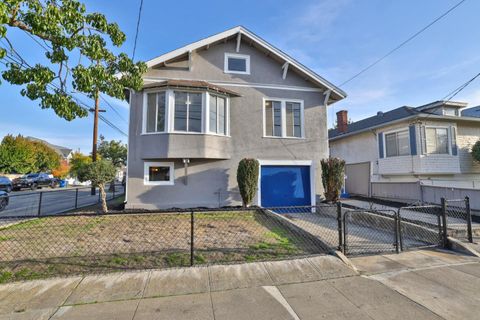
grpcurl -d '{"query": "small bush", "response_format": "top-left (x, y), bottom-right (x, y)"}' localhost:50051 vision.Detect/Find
top-left (321, 157), bottom-right (345, 203)
top-left (236, 158), bottom-right (259, 207)
top-left (472, 140), bottom-right (480, 162)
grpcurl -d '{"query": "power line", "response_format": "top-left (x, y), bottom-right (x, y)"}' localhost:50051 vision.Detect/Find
top-left (0, 53), bottom-right (128, 137)
top-left (442, 72), bottom-right (480, 102)
top-left (338, 0), bottom-right (467, 87)
top-left (100, 95), bottom-right (128, 124)
top-left (132, 0), bottom-right (144, 60)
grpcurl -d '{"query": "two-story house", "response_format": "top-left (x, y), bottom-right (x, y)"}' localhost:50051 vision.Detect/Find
top-left (125, 26), bottom-right (346, 209)
top-left (329, 101), bottom-right (480, 206)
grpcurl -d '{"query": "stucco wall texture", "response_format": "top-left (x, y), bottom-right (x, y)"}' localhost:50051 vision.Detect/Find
top-left (126, 38), bottom-right (331, 209)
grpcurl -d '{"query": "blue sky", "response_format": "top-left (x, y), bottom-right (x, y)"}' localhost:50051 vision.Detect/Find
top-left (1, 0), bottom-right (479, 152)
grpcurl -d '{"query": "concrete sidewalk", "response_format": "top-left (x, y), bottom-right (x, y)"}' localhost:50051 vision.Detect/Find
top-left (0, 251), bottom-right (479, 319)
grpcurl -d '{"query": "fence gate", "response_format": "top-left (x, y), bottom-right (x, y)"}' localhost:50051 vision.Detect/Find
top-left (342, 210), bottom-right (399, 256)
top-left (397, 205), bottom-right (443, 251)
top-left (444, 197), bottom-right (473, 243)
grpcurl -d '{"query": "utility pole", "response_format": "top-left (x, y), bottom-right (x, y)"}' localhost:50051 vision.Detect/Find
top-left (90, 89), bottom-right (106, 195)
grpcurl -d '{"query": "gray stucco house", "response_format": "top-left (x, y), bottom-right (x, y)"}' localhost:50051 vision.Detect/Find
top-left (126, 26), bottom-right (346, 209)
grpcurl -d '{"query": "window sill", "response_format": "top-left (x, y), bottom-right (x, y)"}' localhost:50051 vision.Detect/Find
top-left (262, 135), bottom-right (306, 140)
top-left (144, 181), bottom-right (174, 186)
top-left (141, 132), bottom-right (231, 138)
top-left (224, 70), bottom-right (250, 75)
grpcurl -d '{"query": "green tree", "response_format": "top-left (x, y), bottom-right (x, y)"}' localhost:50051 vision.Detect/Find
top-left (0, 134), bottom-right (60, 174)
top-left (472, 140), bottom-right (480, 162)
top-left (82, 159), bottom-right (115, 213)
top-left (97, 135), bottom-right (127, 191)
top-left (0, 0), bottom-right (146, 121)
top-left (236, 158), bottom-right (259, 207)
top-left (69, 151), bottom-right (91, 180)
top-left (320, 157), bottom-right (345, 203)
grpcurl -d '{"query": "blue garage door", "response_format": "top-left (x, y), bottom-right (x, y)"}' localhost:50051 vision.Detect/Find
top-left (261, 165), bottom-right (311, 207)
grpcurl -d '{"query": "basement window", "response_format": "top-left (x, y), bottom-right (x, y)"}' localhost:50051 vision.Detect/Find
top-left (144, 162), bottom-right (174, 186)
top-left (224, 53), bottom-right (250, 74)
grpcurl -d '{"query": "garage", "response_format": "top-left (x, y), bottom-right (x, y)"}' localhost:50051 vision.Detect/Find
top-left (345, 162), bottom-right (370, 197)
top-left (259, 162), bottom-right (313, 207)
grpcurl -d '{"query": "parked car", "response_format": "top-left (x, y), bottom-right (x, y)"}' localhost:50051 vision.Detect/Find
top-left (0, 191), bottom-right (8, 211)
top-left (0, 176), bottom-right (12, 193)
top-left (12, 173), bottom-right (58, 191)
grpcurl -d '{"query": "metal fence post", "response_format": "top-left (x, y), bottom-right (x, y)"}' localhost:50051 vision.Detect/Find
top-left (441, 198), bottom-right (448, 248)
top-left (465, 196), bottom-right (473, 243)
top-left (343, 212), bottom-right (348, 255)
top-left (190, 210), bottom-right (195, 266)
top-left (74, 188), bottom-right (79, 209)
top-left (395, 210), bottom-right (401, 253)
top-left (37, 191), bottom-right (43, 216)
top-left (336, 202), bottom-right (344, 253)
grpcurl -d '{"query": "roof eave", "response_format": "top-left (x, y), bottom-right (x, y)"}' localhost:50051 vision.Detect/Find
top-left (145, 26), bottom-right (346, 100)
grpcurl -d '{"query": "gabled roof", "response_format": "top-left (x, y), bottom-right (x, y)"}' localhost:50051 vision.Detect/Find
top-left (329, 107), bottom-right (420, 139)
top-left (145, 26), bottom-right (347, 102)
top-left (26, 137), bottom-right (72, 159)
top-left (329, 100), bottom-right (480, 141)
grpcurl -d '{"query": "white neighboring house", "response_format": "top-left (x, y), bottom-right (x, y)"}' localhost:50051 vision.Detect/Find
top-left (329, 101), bottom-right (480, 211)
top-left (26, 137), bottom-right (73, 161)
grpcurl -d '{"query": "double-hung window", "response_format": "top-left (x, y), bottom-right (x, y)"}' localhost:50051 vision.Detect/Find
top-left (145, 92), bottom-right (166, 133)
top-left (264, 99), bottom-right (303, 138)
top-left (209, 95), bottom-right (227, 135)
top-left (425, 127), bottom-right (449, 154)
top-left (174, 91), bottom-right (202, 132)
top-left (385, 130), bottom-right (410, 157)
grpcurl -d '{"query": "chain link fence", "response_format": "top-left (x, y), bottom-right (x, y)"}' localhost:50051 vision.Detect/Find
top-left (0, 197), bottom-right (473, 281)
top-left (0, 184), bottom-right (125, 218)
top-left (444, 198), bottom-right (473, 243)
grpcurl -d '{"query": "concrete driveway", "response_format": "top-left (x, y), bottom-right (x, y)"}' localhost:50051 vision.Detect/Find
top-left (0, 251), bottom-right (478, 319)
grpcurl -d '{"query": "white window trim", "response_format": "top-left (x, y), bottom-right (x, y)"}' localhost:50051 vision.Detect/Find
top-left (142, 89), bottom-right (230, 137)
top-left (224, 53), bottom-right (250, 75)
top-left (424, 126), bottom-right (451, 155)
top-left (256, 160), bottom-right (315, 207)
top-left (142, 90), bottom-right (168, 134)
top-left (207, 93), bottom-right (229, 135)
top-left (382, 128), bottom-right (410, 158)
top-left (144, 161), bottom-right (174, 186)
top-left (262, 97), bottom-right (305, 139)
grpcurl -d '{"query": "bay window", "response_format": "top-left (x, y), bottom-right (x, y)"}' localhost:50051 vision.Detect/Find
top-left (425, 127), bottom-right (449, 154)
top-left (385, 130), bottom-right (410, 157)
top-left (143, 90), bottom-right (229, 136)
top-left (174, 92), bottom-right (202, 132)
top-left (264, 99), bottom-right (304, 138)
top-left (145, 92), bottom-right (166, 133)
top-left (209, 95), bottom-right (227, 135)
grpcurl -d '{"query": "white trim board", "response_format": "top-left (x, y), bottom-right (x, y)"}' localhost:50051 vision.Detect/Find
top-left (144, 26), bottom-right (346, 99)
top-left (256, 160), bottom-right (316, 207)
top-left (143, 77), bottom-right (324, 93)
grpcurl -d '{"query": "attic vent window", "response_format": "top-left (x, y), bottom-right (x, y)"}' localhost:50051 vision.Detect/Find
top-left (224, 53), bottom-right (250, 75)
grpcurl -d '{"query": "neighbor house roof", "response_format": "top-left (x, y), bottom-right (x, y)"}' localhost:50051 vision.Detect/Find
top-left (461, 106), bottom-right (480, 118)
top-left (143, 79), bottom-right (241, 97)
top-left (144, 26), bottom-right (347, 102)
top-left (26, 137), bottom-right (72, 159)
top-left (329, 100), bottom-right (480, 141)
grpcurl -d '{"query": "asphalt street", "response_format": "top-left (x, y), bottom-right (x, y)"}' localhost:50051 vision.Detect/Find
top-left (0, 186), bottom-right (124, 217)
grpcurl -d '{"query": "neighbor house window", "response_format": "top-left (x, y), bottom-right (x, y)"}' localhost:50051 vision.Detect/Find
top-left (144, 162), bottom-right (174, 185)
top-left (264, 99), bottom-right (304, 138)
top-left (224, 53), bottom-right (250, 74)
top-left (174, 91), bottom-right (202, 132)
top-left (209, 95), bottom-right (227, 135)
top-left (145, 92), bottom-right (166, 133)
top-left (426, 127), bottom-right (449, 154)
top-left (385, 130), bottom-right (410, 157)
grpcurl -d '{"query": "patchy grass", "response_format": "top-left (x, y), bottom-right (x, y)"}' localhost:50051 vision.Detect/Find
top-left (0, 210), bottom-right (320, 282)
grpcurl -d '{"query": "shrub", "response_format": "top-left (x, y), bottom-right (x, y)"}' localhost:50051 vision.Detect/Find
top-left (321, 157), bottom-right (345, 203)
top-left (237, 158), bottom-right (259, 207)
top-left (472, 140), bottom-right (480, 162)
